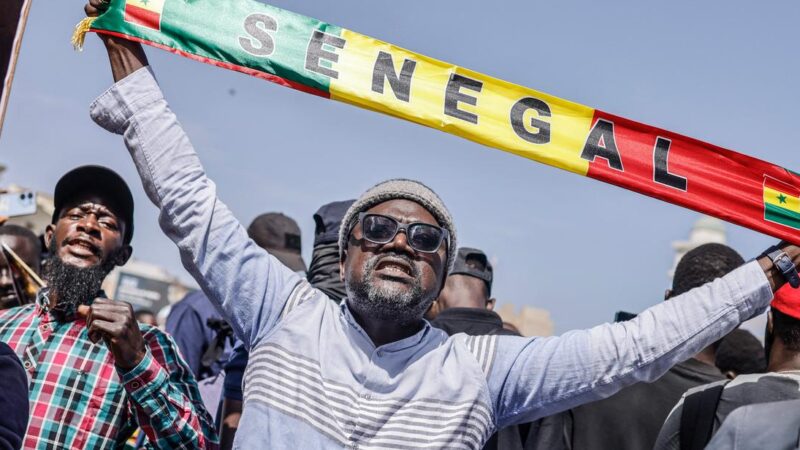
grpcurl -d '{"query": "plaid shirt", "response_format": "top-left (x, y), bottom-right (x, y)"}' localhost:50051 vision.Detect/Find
top-left (0, 290), bottom-right (219, 449)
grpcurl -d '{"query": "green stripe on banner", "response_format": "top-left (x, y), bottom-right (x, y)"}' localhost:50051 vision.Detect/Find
top-left (90, 1), bottom-right (341, 94)
top-left (766, 203), bottom-right (800, 230)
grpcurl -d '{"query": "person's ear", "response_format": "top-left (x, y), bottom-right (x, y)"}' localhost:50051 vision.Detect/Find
top-left (114, 245), bottom-right (133, 267)
top-left (664, 289), bottom-right (673, 301)
top-left (486, 298), bottom-right (496, 311)
top-left (44, 224), bottom-right (55, 251)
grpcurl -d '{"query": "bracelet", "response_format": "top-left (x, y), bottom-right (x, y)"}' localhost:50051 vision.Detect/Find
top-left (764, 245), bottom-right (800, 289)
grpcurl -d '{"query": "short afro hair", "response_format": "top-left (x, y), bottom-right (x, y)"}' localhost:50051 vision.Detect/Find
top-left (715, 329), bottom-right (766, 375)
top-left (772, 307), bottom-right (800, 353)
top-left (671, 243), bottom-right (745, 298)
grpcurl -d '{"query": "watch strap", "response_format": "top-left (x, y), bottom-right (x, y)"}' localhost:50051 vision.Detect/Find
top-left (765, 245), bottom-right (800, 289)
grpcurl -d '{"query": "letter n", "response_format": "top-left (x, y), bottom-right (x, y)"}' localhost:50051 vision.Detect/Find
top-left (371, 51), bottom-right (417, 102)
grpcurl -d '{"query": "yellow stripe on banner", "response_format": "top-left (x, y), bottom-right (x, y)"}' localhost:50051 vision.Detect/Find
top-left (764, 186), bottom-right (800, 212)
top-left (127, 0), bottom-right (165, 13)
top-left (330, 30), bottom-right (594, 176)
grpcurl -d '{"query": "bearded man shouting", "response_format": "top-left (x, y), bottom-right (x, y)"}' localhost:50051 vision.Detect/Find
top-left (0, 166), bottom-right (218, 449)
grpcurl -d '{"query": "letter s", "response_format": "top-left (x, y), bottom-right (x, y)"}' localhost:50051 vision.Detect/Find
top-left (239, 13), bottom-right (277, 57)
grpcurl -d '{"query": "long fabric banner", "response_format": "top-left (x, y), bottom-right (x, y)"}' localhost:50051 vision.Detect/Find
top-left (76, 1), bottom-right (800, 243)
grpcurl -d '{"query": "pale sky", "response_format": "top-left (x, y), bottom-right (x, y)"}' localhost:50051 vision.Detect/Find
top-left (2, 0), bottom-right (799, 332)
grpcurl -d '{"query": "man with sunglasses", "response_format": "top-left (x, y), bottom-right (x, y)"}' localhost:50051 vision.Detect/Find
top-left (86, 5), bottom-right (800, 447)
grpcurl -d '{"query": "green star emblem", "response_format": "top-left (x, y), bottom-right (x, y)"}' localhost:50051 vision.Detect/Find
top-left (777, 193), bottom-right (788, 204)
top-left (140, 0), bottom-right (149, 5)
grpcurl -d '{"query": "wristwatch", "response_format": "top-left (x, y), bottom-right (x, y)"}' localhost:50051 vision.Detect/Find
top-left (764, 245), bottom-right (800, 289)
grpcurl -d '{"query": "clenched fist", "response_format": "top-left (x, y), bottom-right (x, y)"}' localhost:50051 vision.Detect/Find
top-left (81, 298), bottom-right (147, 371)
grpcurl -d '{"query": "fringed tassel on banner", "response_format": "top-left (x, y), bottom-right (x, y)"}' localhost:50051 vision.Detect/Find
top-left (71, 17), bottom-right (96, 51)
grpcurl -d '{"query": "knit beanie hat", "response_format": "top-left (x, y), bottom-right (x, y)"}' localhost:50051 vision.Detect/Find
top-left (339, 179), bottom-right (457, 272)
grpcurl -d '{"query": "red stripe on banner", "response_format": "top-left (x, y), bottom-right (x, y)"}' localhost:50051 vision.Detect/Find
top-left (124, 4), bottom-right (161, 31)
top-left (92, 30), bottom-right (331, 99)
top-left (765, 175), bottom-right (800, 197)
top-left (584, 109), bottom-right (800, 243)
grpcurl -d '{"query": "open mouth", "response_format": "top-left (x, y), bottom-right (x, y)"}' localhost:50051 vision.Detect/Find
top-left (64, 236), bottom-right (101, 259)
top-left (373, 256), bottom-right (414, 279)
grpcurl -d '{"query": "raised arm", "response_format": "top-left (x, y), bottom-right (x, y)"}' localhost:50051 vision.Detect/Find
top-left (85, 2), bottom-right (301, 347)
top-left (486, 246), bottom-right (799, 428)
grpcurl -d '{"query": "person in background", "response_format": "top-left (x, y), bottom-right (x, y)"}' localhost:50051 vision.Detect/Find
top-left (247, 212), bottom-right (307, 274)
top-left (0, 224), bottom-right (41, 309)
top-left (656, 283), bottom-right (800, 449)
top-left (134, 308), bottom-right (158, 327)
top-left (307, 200), bottom-right (355, 302)
top-left (219, 211), bottom-right (307, 450)
top-left (0, 341), bottom-right (28, 450)
top-left (167, 291), bottom-right (232, 382)
top-left (0, 165), bottom-right (217, 448)
top-left (429, 247), bottom-right (515, 336)
top-left (531, 243), bottom-right (742, 450)
top-left (714, 328), bottom-right (766, 379)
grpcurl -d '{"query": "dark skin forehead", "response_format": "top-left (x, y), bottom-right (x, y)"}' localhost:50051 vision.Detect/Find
top-left (0, 235), bottom-right (39, 271)
top-left (57, 192), bottom-right (128, 236)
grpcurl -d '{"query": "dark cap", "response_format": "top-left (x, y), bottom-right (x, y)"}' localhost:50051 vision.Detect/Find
top-left (313, 200), bottom-right (355, 246)
top-left (450, 247), bottom-right (493, 295)
top-left (52, 165), bottom-right (135, 244)
top-left (248, 213), bottom-right (306, 273)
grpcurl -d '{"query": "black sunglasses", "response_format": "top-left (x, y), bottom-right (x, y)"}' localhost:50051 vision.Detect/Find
top-left (357, 212), bottom-right (449, 254)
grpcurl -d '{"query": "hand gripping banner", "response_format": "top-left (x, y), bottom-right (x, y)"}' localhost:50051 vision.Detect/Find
top-left (75, 1), bottom-right (800, 243)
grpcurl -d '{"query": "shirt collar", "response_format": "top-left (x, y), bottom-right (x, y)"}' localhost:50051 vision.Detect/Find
top-left (340, 299), bottom-right (432, 353)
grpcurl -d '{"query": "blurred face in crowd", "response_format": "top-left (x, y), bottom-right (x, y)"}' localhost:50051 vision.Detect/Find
top-left (44, 192), bottom-right (132, 306)
top-left (0, 234), bottom-right (40, 309)
top-left (437, 274), bottom-right (493, 310)
top-left (135, 311), bottom-right (158, 327)
top-left (342, 199), bottom-right (447, 325)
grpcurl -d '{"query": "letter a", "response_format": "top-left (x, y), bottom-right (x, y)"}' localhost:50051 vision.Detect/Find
top-left (581, 119), bottom-right (623, 171)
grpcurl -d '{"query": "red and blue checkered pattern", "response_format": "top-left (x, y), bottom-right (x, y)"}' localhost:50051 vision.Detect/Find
top-left (0, 290), bottom-right (219, 449)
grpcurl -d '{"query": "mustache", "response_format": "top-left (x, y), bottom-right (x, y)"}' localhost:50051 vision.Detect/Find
top-left (61, 236), bottom-right (102, 257)
top-left (364, 252), bottom-right (420, 278)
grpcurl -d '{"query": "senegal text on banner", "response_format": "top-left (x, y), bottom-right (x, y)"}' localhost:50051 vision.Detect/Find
top-left (76, 0), bottom-right (800, 244)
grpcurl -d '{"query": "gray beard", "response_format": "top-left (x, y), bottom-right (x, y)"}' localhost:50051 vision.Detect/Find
top-left (45, 240), bottom-right (115, 309)
top-left (345, 253), bottom-right (436, 325)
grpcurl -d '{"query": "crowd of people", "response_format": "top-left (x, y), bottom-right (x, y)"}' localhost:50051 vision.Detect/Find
top-left (1, 2), bottom-right (800, 449)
